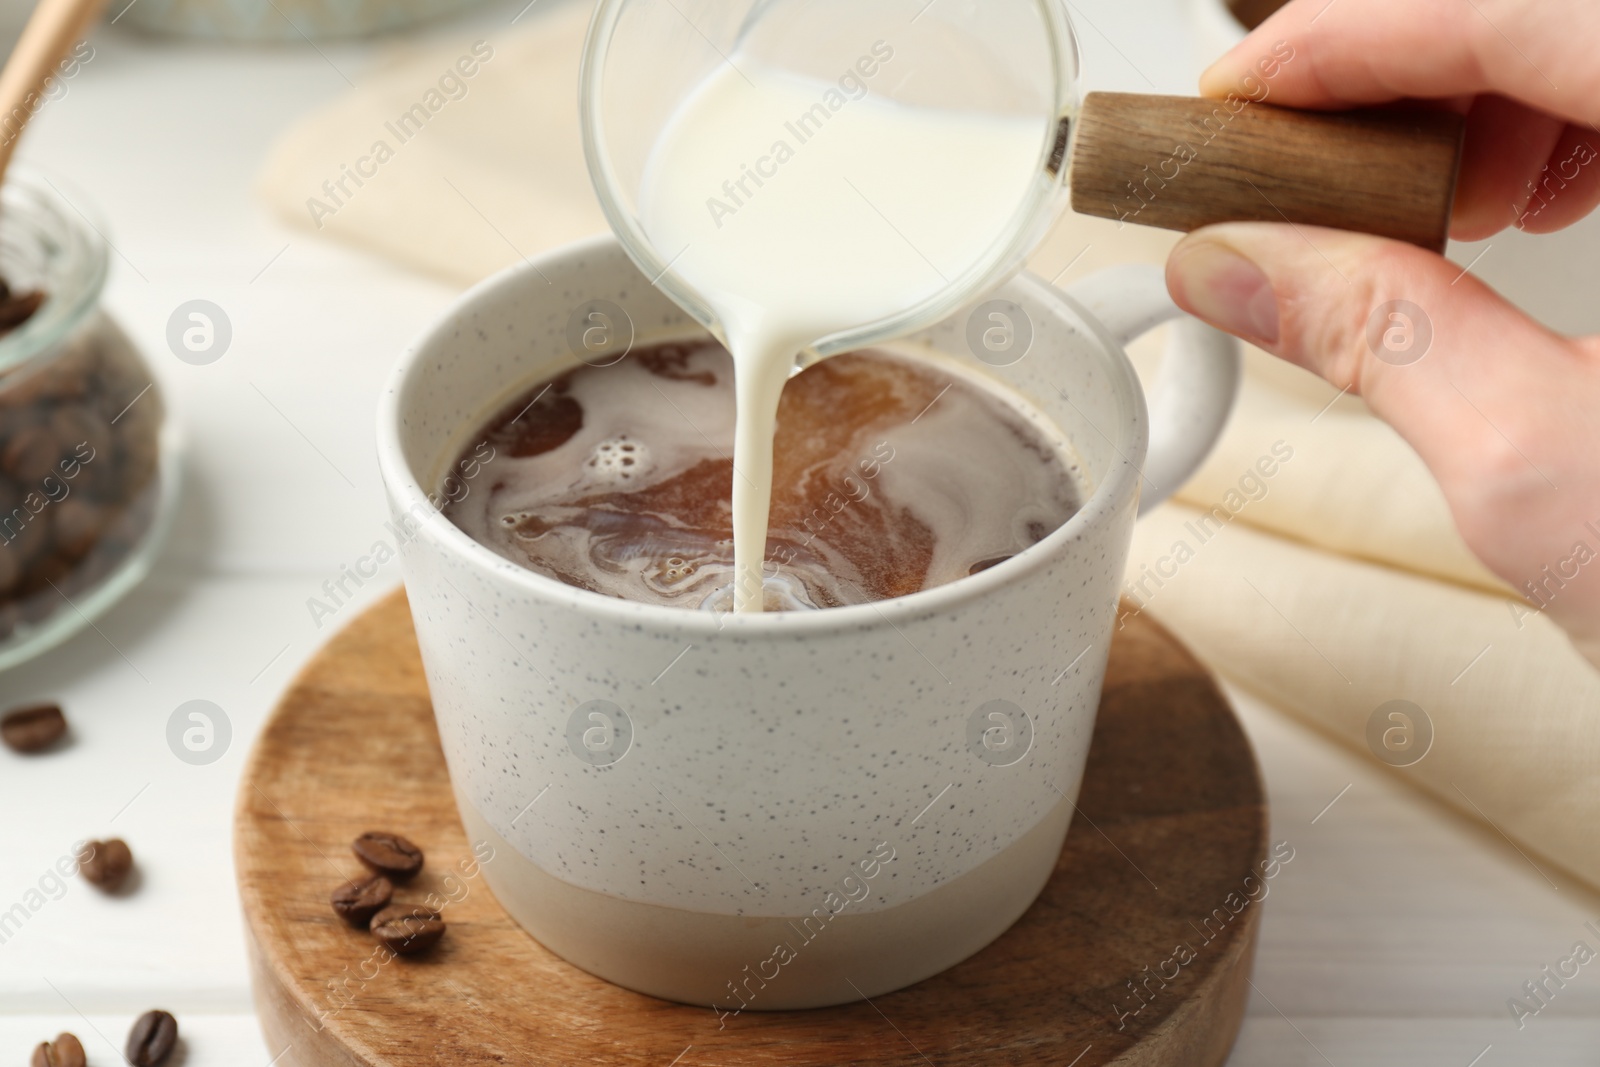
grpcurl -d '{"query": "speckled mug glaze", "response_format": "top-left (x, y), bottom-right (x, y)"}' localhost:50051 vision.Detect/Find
top-left (376, 235), bottom-right (1239, 1009)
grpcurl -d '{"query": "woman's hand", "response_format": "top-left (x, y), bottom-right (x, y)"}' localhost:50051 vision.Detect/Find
top-left (1165, 0), bottom-right (1600, 666)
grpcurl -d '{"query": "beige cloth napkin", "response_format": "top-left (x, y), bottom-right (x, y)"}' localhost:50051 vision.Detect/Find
top-left (256, 11), bottom-right (1600, 889)
top-left (1172, 347), bottom-right (1508, 596)
top-left (1130, 502), bottom-right (1600, 886)
top-left (1132, 345), bottom-right (1600, 887)
top-left (257, 0), bottom-right (606, 284)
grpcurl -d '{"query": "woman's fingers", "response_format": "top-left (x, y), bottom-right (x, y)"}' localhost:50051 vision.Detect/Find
top-left (1201, 0), bottom-right (1600, 128)
top-left (1201, 0), bottom-right (1600, 241)
top-left (1515, 122), bottom-right (1600, 233)
top-left (1453, 95), bottom-right (1567, 239)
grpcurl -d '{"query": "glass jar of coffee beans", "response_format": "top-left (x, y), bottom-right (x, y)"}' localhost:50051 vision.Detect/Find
top-left (0, 170), bottom-right (177, 670)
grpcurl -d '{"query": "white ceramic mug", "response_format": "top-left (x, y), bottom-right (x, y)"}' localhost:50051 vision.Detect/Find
top-left (376, 235), bottom-right (1239, 1011)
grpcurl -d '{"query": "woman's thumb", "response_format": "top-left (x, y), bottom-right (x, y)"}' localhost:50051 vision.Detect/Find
top-left (1163, 222), bottom-right (1574, 496)
top-left (1163, 222), bottom-right (1600, 661)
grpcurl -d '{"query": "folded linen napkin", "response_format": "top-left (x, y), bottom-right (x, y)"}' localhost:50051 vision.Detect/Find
top-left (255, 7), bottom-right (1600, 889)
top-left (1129, 502), bottom-right (1600, 888)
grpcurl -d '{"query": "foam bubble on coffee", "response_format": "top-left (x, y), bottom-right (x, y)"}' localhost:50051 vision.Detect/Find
top-left (585, 438), bottom-right (653, 484)
top-left (636, 51), bottom-right (1046, 611)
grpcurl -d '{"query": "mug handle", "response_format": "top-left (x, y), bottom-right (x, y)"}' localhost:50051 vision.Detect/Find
top-left (1062, 264), bottom-right (1241, 516)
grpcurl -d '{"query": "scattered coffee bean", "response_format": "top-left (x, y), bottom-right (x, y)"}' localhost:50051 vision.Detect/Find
top-left (352, 831), bottom-right (424, 881)
top-left (30, 1032), bottom-right (85, 1067)
top-left (1, 702), bottom-right (67, 752)
top-left (125, 1010), bottom-right (178, 1067)
top-left (78, 837), bottom-right (134, 890)
top-left (371, 903), bottom-right (447, 956)
top-left (330, 872), bottom-right (394, 928)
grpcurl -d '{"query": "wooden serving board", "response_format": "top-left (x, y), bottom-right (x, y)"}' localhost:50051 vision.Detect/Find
top-left (237, 591), bottom-right (1266, 1067)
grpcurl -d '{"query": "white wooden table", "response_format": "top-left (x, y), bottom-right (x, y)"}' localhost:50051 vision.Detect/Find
top-left (3, 2), bottom-right (1597, 1064)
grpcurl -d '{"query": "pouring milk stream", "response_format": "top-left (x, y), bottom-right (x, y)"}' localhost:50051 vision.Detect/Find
top-left (636, 51), bottom-right (1048, 612)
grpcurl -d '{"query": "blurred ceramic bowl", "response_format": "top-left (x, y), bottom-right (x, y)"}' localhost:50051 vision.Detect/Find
top-left (117, 0), bottom-right (496, 41)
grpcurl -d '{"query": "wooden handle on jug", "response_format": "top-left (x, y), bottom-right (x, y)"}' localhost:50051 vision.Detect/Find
top-left (1068, 92), bottom-right (1467, 253)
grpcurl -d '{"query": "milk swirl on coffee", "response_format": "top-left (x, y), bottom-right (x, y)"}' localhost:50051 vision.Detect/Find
top-left (635, 52), bottom-right (1048, 611)
top-left (443, 341), bottom-right (1079, 611)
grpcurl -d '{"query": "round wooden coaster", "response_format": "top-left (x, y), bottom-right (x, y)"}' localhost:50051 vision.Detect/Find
top-left (237, 591), bottom-right (1266, 1067)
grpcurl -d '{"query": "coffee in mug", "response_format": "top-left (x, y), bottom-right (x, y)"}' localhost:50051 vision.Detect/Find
top-left (441, 339), bottom-right (1083, 612)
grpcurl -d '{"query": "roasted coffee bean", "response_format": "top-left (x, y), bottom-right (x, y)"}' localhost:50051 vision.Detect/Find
top-left (352, 831), bottom-right (424, 881)
top-left (28, 552), bottom-right (74, 588)
top-left (0, 287), bottom-right (44, 335)
top-left (69, 533), bottom-right (122, 591)
top-left (371, 904), bottom-right (446, 956)
top-left (0, 539), bottom-right (18, 595)
top-left (1, 353), bottom-right (87, 409)
top-left (50, 498), bottom-right (107, 559)
top-left (3, 424), bottom-right (59, 483)
top-left (18, 579), bottom-right (62, 620)
top-left (330, 873), bottom-right (394, 927)
top-left (125, 1010), bottom-right (178, 1067)
top-left (6, 508), bottom-right (52, 570)
top-left (0, 412), bottom-right (34, 465)
top-left (49, 406), bottom-right (113, 467)
top-left (29, 1032), bottom-right (85, 1067)
top-left (78, 837), bottom-right (134, 890)
top-left (1, 702), bottom-right (67, 752)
